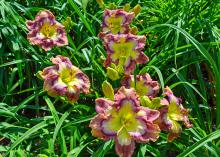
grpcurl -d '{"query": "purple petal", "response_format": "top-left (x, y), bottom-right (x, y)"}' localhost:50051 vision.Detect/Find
top-left (89, 114), bottom-right (111, 141)
top-left (134, 121), bottom-right (160, 143)
top-left (95, 98), bottom-right (114, 114)
top-left (115, 139), bottom-right (135, 157)
top-left (137, 106), bottom-right (160, 122)
top-left (114, 87), bottom-right (140, 109)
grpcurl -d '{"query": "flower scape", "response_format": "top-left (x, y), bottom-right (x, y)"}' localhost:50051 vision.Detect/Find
top-left (26, 5), bottom-right (192, 157)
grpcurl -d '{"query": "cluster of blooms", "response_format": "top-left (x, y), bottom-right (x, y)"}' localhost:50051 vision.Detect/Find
top-left (27, 10), bottom-right (90, 103)
top-left (99, 8), bottom-right (148, 76)
top-left (26, 7), bottom-right (192, 157)
top-left (89, 4), bottom-right (192, 157)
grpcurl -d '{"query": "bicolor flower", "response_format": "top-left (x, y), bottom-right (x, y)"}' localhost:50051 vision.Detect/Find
top-left (101, 9), bottom-right (135, 34)
top-left (103, 34), bottom-right (149, 74)
top-left (26, 10), bottom-right (68, 51)
top-left (39, 55), bottom-right (90, 103)
top-left (121, 74), bottom-right (159, 98)
top-left (89, 87), bottom-right (160, 157)
top-left (156, 87), bottom-right (192, 141)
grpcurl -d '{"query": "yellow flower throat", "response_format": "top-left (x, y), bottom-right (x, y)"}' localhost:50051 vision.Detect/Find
top-left (40, 22), bottom-right (57, 38)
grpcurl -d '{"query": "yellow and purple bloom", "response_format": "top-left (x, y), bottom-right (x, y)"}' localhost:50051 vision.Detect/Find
top-left (26, 10), bottom-right (68, 51)
top-left (103, 33), bottom-right (149, 74)
top-left (89, 87), bottom-right (160, 157)
top-left (121, 74), bottom-right (159, 98)
top-left (102, 9), bottom-right (135, 34)
top-left (156, 87), bottom-right (192, 141)
top-left (39, 55), bottom-right (90, 103)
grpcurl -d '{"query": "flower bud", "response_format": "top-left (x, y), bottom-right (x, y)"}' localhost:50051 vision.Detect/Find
top-left (102, 81), bottom-right (114, 100)
top-left (133, 4), bottom-right (141, 16)
top-left (107, 67), bottom-right (120, 81)
top-left (123, 3), bottom-right (130, 12)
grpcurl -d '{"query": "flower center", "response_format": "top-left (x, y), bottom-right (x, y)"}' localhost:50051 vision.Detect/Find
top-left (40, 22), bottom-right (57, 38)
top-left (60, 68), bottom-right (75, 84)
top-left (134, 80), bottom-right (150, 96)
top-left (112, 39), bottom-right (137, 62)
top-left (120, 48), bottom-right (126, 56)
top-left (107, 16), bottom-right (123, 34)
top-left (120, 113), bottom-right (133, 127)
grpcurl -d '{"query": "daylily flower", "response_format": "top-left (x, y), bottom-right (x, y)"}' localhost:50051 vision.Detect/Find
top-left (102, 33), bottom-right (149, 74)
top-left (121, 74), bottom-right (159, 98)
top-left (156, 87), bottom-right (192, 141)
top-left (89, 87), bottom-right (160, 157)
top-left (101, 9), bottom-right (135, 34)
top-left (26, 10), bottom-right (68, 51)
top-left (39, 55), bottom-right (90, 103)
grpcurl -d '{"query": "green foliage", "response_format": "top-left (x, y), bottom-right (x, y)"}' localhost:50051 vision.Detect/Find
top-left (0, 0), bottom-right (220, 156)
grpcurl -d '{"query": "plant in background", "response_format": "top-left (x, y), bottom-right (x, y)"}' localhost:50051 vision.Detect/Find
top-left (26, 10), bottom-right (68, 51)
top-left (38, 55), bottom-right (90, 103)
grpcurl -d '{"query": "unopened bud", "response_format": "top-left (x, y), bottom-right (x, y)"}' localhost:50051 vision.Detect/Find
top-left (96, 0), bottom-right (104, 8)
top-left (36, 71), bottom-right (44, 80)
top-left (102, 81), bottom-right (114, 100)
top-left (107, 67), bottom-right (120, 81)
top-left (109, 3), bottom-right (117, 9)
top-left (123, 3), bottom-right (130, 12)
top-left (130, 27), bottom-right (138, 34)
top-left (133, 4), bottom-right (141, 16)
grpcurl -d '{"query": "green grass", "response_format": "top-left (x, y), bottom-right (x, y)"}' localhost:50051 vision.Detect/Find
top-left (0, 0), bottom-right (220, 156)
